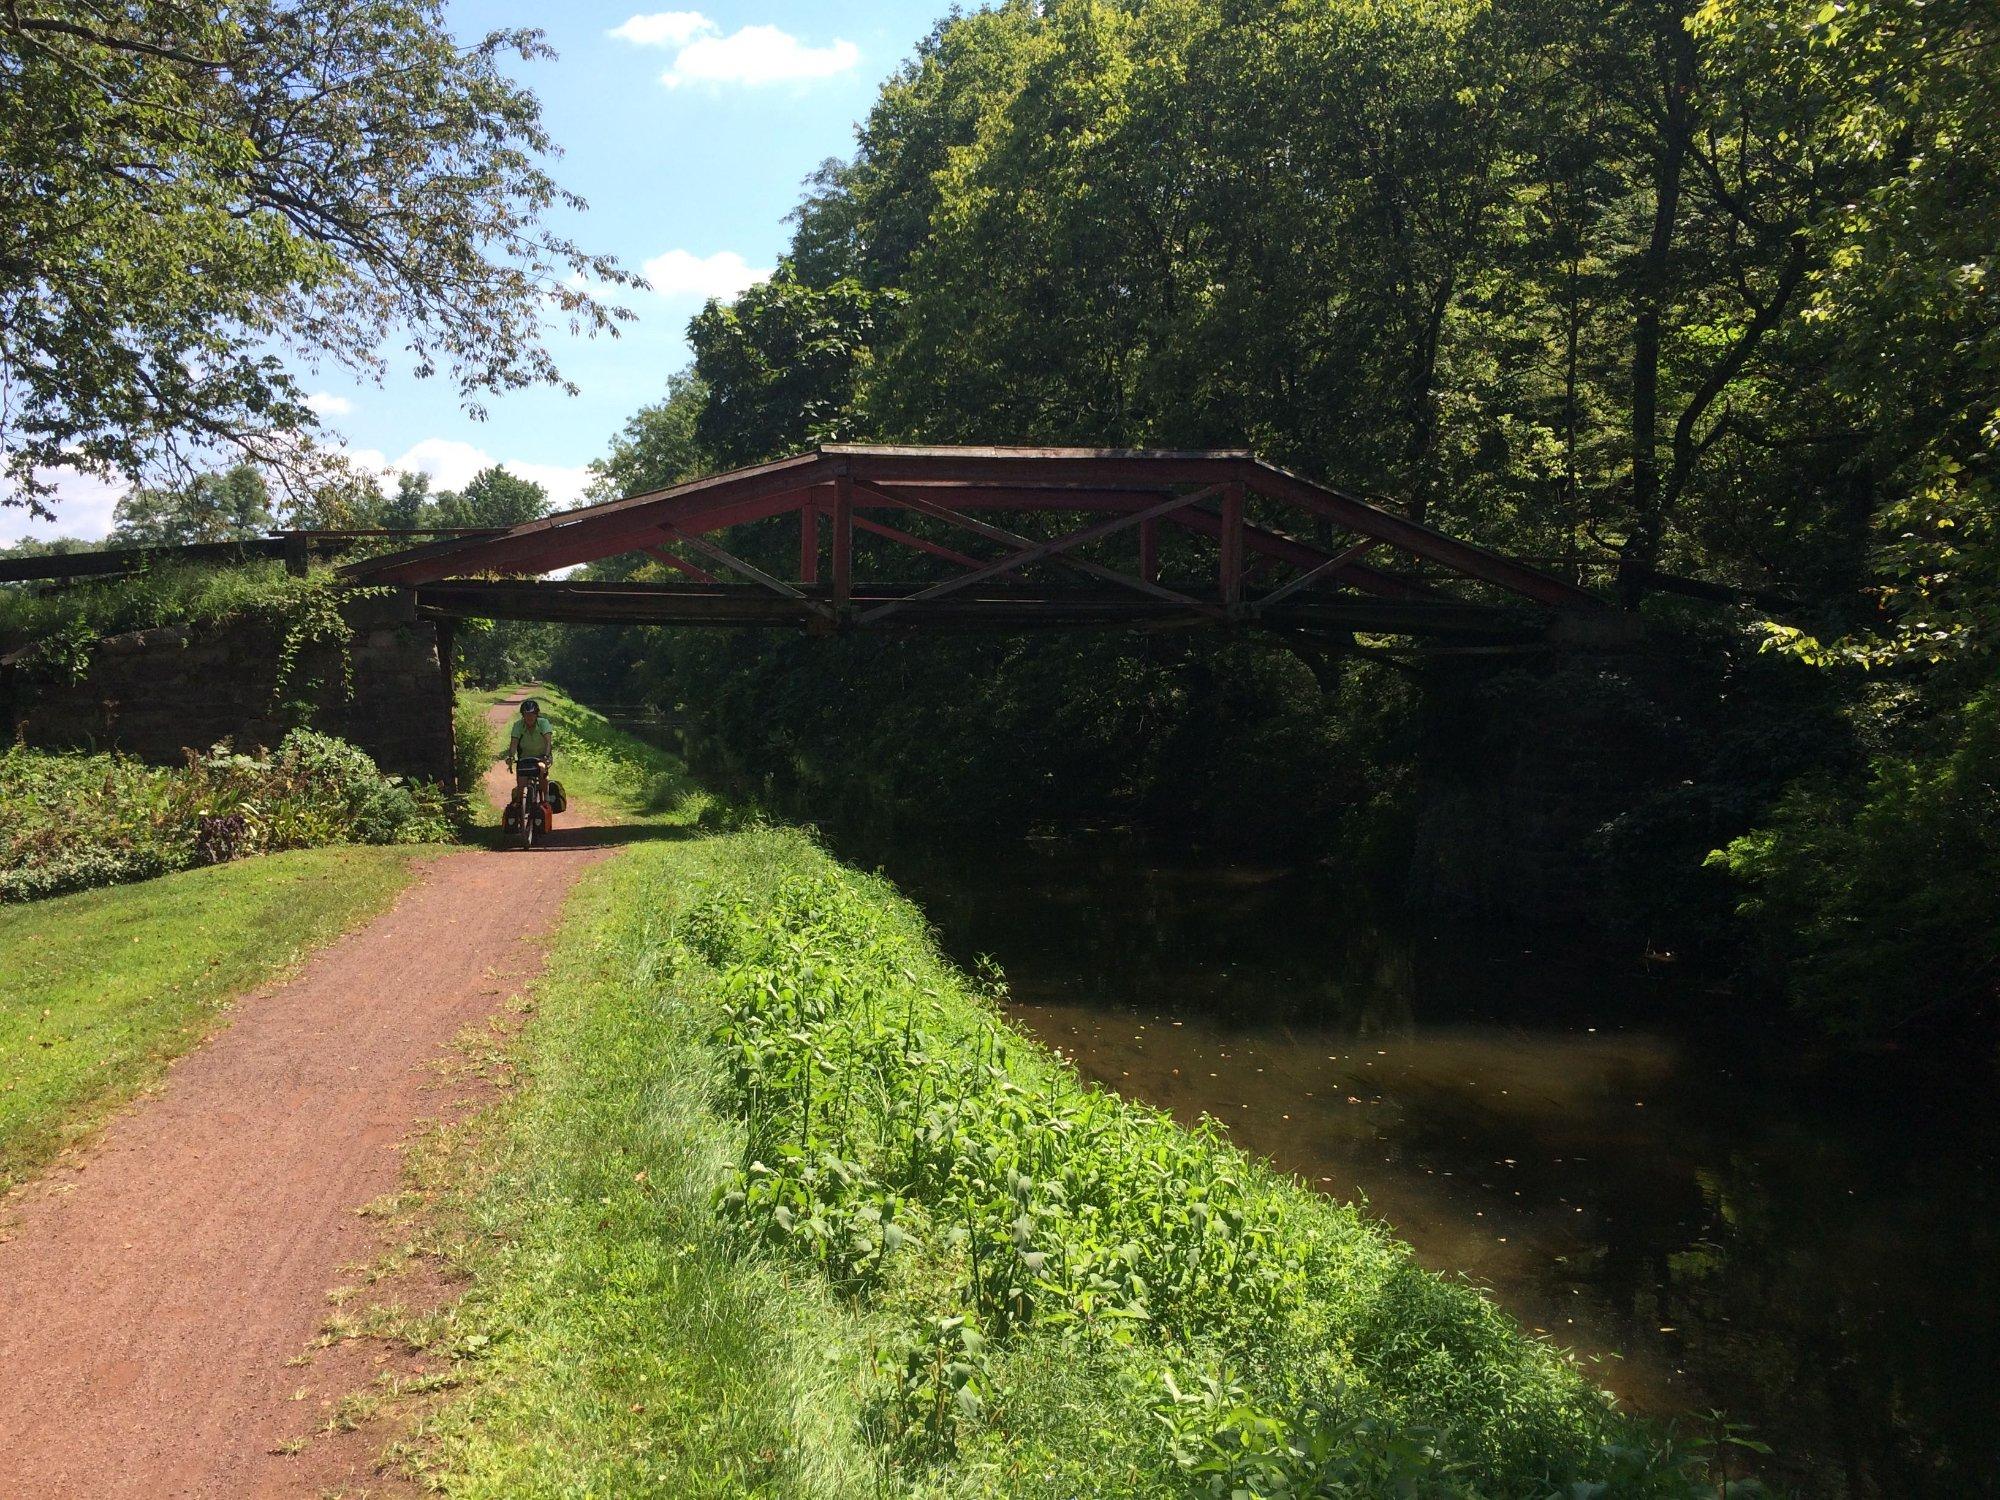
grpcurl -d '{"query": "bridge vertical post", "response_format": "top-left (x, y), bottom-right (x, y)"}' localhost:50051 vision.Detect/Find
top-left (831, 473), bottom-right (854, 609)
top-left (799, 502), bottom-right (819, 585)
top-left (1139, 516), bottom-right (1159, 584)
top-left (1219, 481), bottom-right (1245, 607)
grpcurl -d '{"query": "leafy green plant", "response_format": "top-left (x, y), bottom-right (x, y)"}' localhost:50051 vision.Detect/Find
top-left (0, 732), bottom-right (451, 903)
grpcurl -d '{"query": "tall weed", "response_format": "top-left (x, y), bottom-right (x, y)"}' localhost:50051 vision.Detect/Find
top-left (0, 732), bottom-right (451, 902)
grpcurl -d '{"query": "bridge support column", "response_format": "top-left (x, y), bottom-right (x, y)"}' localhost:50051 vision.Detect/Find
top-left (1219, 481), bottom-right (1245, 607)
top-left (831, 474), bottom-right (854, 609)
top-left (799, 503), bottom-right (819, 585)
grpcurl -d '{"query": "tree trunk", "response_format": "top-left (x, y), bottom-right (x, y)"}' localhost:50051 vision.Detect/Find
top-left (1620, 8), bottom-right (1697, 606)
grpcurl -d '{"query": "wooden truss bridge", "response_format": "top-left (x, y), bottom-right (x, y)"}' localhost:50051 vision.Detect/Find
top-left (344, 446), bottom-right (1617, 647)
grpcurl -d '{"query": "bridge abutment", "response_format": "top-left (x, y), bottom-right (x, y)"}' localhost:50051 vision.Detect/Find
top-left (1, 589), bottom-right (456, 788)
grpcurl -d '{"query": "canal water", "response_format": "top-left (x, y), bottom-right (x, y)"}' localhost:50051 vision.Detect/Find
top-left (825, 825), bottom-right (2000, 1499)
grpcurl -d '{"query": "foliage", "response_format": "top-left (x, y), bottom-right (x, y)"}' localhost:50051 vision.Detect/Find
top-left (0, 0), bottom-right (635, 509)
top-left (3, 845), bottom-right (416, 1190)
top-left (601, 0), bottom-right (1999, 1036)
top-left (434, 466), bottom-right (552, 532)
top-left (0, 562), bottom-right (387, 713)
top-left (453, 695), bottom-right (499, 797)
top-left (2, 560), bottom-right (334, 649)
top-left (1709, 685), bottom-right (2000, 1035)
top-left (109, 463), bottom-right (274, 548)
top-left (587, 370), bottom-right (715, 502)
top-left (688, 272), bottom-right (897, 468)
top-left (0, 731), bottom-right (452, 902)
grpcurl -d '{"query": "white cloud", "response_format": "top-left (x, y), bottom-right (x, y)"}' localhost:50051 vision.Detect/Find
top-left (609, 11), bottom-right (713, 47)
top-left (614, 15), bottom-right (858, 87)
top-left (1, 468), bottom-right (125, 544)
top-left (305, 391), bottom-right (354, 418)
top-left (640, 249), bottom-right (771, 301)
top-left (359, 438), bottom-right (594, 510)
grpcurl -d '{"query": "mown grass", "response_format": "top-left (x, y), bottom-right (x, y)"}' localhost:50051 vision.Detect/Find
top-left (3, 846), bottom-right (422, 1192)
top-left (409, 693), bottom-right (1720, 1497)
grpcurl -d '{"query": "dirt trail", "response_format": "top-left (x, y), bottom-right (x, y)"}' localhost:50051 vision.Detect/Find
top-left (0, 694), bottom-right (610, 1498)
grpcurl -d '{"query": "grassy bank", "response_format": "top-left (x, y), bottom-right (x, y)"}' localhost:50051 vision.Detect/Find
top-left (411, 691), bottom-right (1712, 1496)
top-left (3, 847), bottom-right (421, 1191)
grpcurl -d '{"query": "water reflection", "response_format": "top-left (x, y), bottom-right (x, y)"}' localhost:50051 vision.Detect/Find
top-left (832, 827), bottom-right (2000, 1499)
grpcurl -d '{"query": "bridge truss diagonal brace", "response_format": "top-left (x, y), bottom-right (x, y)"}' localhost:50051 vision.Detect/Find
top-left (857, 483), bottom-right (1230, 624)
top-left (1242, 464), bottom-right (1603, 609)
top-left (851, 513), bottom-right (985, 571)
top-left (643, 544), bottom-right (718, 585)
top-left (1250, 538), bottom-right (1381, 614)
top-left (657, 521), bottom-right (836, 621)
top-left (850, 480), bottom-right (1226, 619)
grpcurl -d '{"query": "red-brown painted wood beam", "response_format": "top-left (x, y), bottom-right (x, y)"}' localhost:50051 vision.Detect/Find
top-left (831, 474), bottom-right (854, 608)
top-left (643, 545), bottom-right (718, 585)
top-left (348, 454), bottom-right (827, 583)
top-left (1219, 481), bottom-right (1245, 607)
top-left (840, 448), bottom-right (1249, 490)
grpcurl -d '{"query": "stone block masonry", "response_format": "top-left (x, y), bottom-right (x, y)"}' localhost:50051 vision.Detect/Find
top-left (0, 591), bottom-right (458, 788)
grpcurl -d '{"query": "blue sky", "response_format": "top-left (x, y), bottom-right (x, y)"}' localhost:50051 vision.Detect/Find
top-left (8, 1), bottom-right (947, 543)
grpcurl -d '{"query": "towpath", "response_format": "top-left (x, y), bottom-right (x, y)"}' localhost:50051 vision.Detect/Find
top-left (0, 693), bottom-right (606, 1497)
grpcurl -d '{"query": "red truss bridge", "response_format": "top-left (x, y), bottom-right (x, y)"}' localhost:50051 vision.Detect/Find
top-left (345, 445), bottom-right (1622, 647)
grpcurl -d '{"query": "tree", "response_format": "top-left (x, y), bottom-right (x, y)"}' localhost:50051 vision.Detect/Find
top-left (108, 462), bottom-right (272, 547)
top-left (433, 466), bottom-right (549, 532)
top-left (588, 372), bottom-right (714, 501)
top-left (689, 272), bottom-right (893, 468)
top-left (0, 1), bottom-right (635, 514)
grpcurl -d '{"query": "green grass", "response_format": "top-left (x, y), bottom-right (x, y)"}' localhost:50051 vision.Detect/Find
top-left (3, 846), bottom-right (423, 1191)
top-left (408, 693), bottom-right (1713, 1497)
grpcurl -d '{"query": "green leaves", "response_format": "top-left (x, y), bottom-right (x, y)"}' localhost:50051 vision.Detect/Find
top-left (0, 1), bottom-right (636, 508)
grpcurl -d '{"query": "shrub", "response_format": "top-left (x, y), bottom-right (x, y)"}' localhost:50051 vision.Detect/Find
top-left (1709, 684), bottom-right (2000, 1035)
top-left (453, 696), bottom-right (498, 795)
top-left (0, 731), bottom-right (452, 903)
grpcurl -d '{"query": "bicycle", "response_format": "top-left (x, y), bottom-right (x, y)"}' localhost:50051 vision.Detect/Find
top-left (505, 756), bottom-right (552, 848)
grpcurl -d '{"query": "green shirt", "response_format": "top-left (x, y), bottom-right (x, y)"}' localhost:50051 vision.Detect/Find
top-left (509, 715), bottom-right (554, 760)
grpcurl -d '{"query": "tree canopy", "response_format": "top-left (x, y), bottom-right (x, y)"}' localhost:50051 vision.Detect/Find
top-left (0, 0), bottom-right (635, 511)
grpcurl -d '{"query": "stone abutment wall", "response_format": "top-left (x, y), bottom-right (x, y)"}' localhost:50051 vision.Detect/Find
top-left (0, 592), bottom-right (456, 787)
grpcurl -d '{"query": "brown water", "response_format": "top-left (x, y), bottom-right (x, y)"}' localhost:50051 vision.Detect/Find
top-left (829, 826), bottom-right (2000, 1499)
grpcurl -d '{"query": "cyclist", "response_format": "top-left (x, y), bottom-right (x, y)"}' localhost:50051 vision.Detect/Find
top-left (505, 697), bottom-right (555, 803)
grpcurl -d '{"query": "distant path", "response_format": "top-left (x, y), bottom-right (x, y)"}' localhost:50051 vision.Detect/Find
top-left (0, 693), bottom-right (608, 1497)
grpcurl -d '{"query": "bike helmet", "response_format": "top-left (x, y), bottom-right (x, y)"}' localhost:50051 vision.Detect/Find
top-left (521, 698), bottom-right (541, 712)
